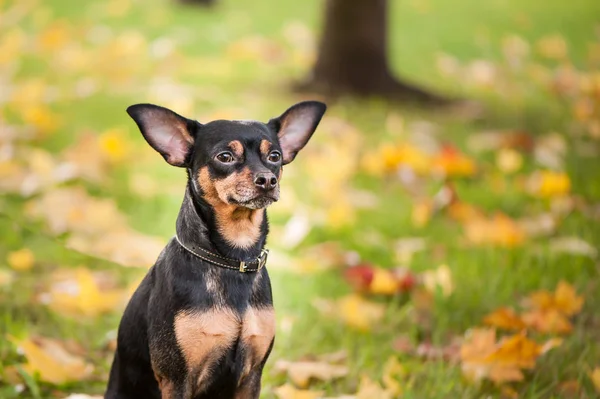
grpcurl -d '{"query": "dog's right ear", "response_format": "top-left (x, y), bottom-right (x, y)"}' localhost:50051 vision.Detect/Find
top-left (127, 104), bottom-right (197, 167)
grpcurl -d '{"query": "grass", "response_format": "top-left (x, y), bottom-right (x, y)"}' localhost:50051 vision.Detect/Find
top-left (1, 0), bottom-right (600, 397)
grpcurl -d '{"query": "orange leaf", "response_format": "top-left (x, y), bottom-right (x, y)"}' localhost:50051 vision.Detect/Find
top-left (521, 309), bottom-right (573, 334)
top-left (483, 307), bottom-right (526, 331)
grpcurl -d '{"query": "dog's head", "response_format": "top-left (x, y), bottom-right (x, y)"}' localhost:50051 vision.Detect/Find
top-left (127, 101), bottom-right (326, 211)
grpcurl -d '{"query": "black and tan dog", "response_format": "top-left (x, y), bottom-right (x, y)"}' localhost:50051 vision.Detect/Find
top-left (105, 101), bottom-right (326, 399)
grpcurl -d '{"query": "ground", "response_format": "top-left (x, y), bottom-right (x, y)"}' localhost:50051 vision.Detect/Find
top-left (0, 0), bottom-right (600, 398)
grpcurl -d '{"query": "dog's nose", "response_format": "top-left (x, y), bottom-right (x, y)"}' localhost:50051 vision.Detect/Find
top-left (254, 173), bottom-right (278, 190)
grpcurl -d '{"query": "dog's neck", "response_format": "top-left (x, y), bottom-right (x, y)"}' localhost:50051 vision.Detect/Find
top-left (176, 183), bottom-right (268, 262)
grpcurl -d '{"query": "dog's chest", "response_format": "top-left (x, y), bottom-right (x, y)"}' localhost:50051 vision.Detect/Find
top-left (173, 305), bottom-right (275, 390)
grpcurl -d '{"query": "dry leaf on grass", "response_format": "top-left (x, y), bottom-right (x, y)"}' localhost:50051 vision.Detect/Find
top-left (549, 237), bottom-right (597, 259)
top-left (460, 329), bottom-right (560, 384)
top-left (523, 281), bottom-right (584, 317)
top-left (355, 375), bottom-right (394, 399)
top-left (312, 294), bottom-right (386, 331)
top-left (40, 268), bottom-right (126, 317)
top-left (9, 335), bottom-right (93, 384)
top-left (483, 307), bottom-right (526, 331)
top-left (275, 360), bottom-right (348, 388)
top-left (589, 367), bottom-right (600, 393)
top-left (273, 384), bottom-right (324, 399)
top-left (422, 264), bottom-right (454, 297)
top-left (7, 248), bottom-right (35, 271)
top-left (464, 213), bottom-right (526, 247)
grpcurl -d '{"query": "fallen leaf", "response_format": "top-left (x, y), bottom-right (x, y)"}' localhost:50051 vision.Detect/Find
top-left (464, 213), bottom-right (526, 247)
top-left (273, 384), bottom-right (323, 399)
top-left (41, 268), bottom-right (125, 317)
top-left (339, 294), bottom-right (386, 331)
top-left (524, 280), bottom-right (584, 316)
top-left (355, 375), bottom-right (393, 399)
top-left (412, 200), bottom-right (432, 228)
top-left (274, 360), bottom-right (348, 388)
top-left (550, 237), bottom-right (597, 259)
top-left (7, 248), bottom-right (35, 271)
top-left (432, 145), bottom-right (477, 177)
top-left (496, 148), bottom-right (523, 174)
top-left (536, 34), bottom-right (568, 60)
top-left (382, 357), bottom-right (404, 396)
top-left (589, 367), bottom-right (600, 393)
top-left (527, 171), bottom-right (570, 198)
top-left (8, 335), bottom-right (93, 384)
top-left (460, 329), bottom-right (552, 384)
top-left (422, 264), bottom-right (453, 297)
top-left (483, 307), bottom-right (526, 331)
top-left (521, 309), bottom-right (573, 334)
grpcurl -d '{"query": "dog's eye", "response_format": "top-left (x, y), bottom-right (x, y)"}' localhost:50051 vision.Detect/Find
top-left (216, 152), bottom-right (235, 164)
top-left (267, 151), bottom-right (281, 163)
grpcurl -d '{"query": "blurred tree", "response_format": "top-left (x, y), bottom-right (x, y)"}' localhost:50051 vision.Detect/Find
top-left (178, 0), bottom-right (216, 6)
top-left (299, 0), bottom-right (445, 103)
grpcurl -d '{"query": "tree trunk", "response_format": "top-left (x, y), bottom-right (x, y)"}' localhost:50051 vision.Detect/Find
top-left (298, 0), bottom-right (446, 104)
top-left (178, 0), bottom-right (216, 6)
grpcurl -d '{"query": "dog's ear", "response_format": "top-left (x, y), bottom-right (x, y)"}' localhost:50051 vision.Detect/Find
top-left (127, 104), bottom-right (197, 167)
top-left (268, 101), bottom-right (326, 165)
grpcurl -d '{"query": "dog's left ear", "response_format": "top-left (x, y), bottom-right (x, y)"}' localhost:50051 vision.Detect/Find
top-left (127, 104), bottom-right (197, 167)
top-left (268, 101), bottom-right (326, 165)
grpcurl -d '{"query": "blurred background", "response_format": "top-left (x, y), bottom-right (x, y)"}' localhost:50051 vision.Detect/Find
top-left (1, 0), bottom-right (600, 397)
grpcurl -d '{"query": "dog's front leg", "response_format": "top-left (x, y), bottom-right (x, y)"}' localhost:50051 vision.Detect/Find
top-left (234, 371), bottom-right (262, 399)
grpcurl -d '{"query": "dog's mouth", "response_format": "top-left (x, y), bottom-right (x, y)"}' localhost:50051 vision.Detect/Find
top-left (229, 194), bottom-right (279, 210)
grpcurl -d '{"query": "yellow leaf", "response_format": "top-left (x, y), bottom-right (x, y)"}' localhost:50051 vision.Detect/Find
top-left (38, 22), bottom-right (70, 51)
top-left (274, 360), bottom-right (348, 388)
top-left (338, 294), bottom-right (385, 331)
top-left (356, 375), bottom-right (394, 399)
top-left (464, 213), bottom-right (526, 247)
top-left (8, 336), bottom-right (93, 384)
top-left (412, 200), bottom-right (432, 228)
top-left (0, 269), bottom-right (14, 287)
top-left (7, 248), bottom-right (35, 271)
top-left (382, 356), bottom-right (404, 395)
top-left (523, 281), bottom-right (584, 317)
top-left (422, 264), bottom-right (454, 297)
top-left (45, 268), bottom-right (125, 317)
top-left (370, 269), bottom-right (398, 295)
top-left (98, 128), bottom-right (129, 164)
top-left (496, 148), bottom-right (523, 174)
top-left (527, 171), bottom-right (571, 198)
top-left (554, 281), bottom-right (584, 316)
top-left (521, 309), bottom-right (573, 334)
top-left (273, 384), bottom-right (323, 399)
top-left (589, 367), bottom-right (600, 393)
top-left (460, 329), bottom-right (546, 384)
top-left (486, 332), bottom-right (541, 369)
top-left (536, 34), bottom-right (568, 60)
top-left (483, 307), bottom-right (526, 331)
top-left (21, 105), bottom-right (61, 135)
top-left (325, 200), bottom-right (355, 229)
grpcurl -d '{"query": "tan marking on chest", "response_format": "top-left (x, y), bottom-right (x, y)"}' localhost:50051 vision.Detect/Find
top-left (174, 308), bottom-right (240, 391)
top-left (239, 306), bottom-right (276, 381)
top-left (197, 167), bottom-right (264, 249)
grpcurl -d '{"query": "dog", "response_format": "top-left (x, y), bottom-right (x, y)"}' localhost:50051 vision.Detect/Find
top-left (105, 101), bottom-right (326, 399)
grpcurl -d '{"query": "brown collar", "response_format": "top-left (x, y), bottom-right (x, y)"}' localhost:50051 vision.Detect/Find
top-left (174, 233), bottom-right (269, 273)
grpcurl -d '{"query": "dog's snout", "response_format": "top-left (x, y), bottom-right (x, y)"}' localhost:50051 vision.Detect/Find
top-left (254, 173), bottom-right (277, 190)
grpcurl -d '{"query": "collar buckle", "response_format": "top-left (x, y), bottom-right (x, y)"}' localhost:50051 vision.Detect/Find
top-left (239, 261), bottom-right (247, 273)
top-left (257, 248), bottom-right (269, 269)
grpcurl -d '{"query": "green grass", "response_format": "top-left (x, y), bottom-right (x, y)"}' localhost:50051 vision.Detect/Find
top-left (1, 0), bottom-right (600, 397)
